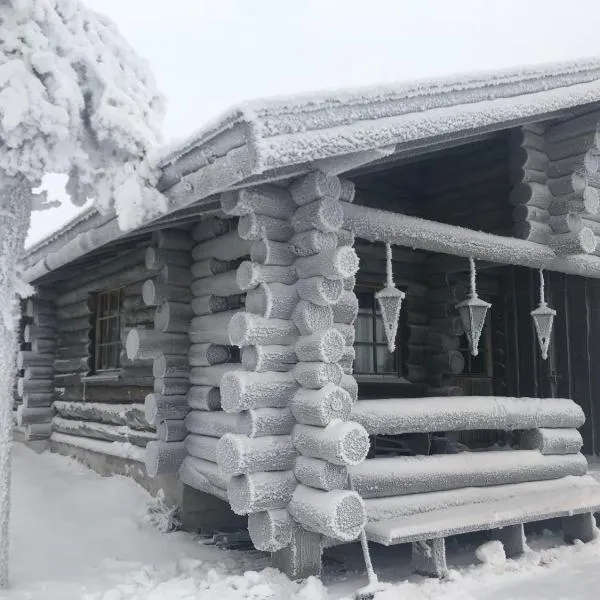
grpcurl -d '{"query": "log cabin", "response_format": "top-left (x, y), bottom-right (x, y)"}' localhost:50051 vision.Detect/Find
top-left (15, 58), bottom-right (600, 579)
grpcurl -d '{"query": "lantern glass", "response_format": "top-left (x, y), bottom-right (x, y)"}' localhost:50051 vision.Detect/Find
top-left (456, 295), bottom-right (491, 357)
top-left (375, 285), bottom-right (405, 353)
top-left (531, 302), bottom-right (556, 360)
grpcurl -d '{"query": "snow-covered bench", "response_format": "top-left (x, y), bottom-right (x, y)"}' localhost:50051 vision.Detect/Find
top-left (349, 396), bottom-right (600, 576)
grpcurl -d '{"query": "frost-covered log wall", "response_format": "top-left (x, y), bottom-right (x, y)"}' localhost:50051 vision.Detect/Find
top-left (511, 112), bottom-right (600, 256)
top-left (15, 287), bottom-right (56, 441)
top-left (124, 229), bottom-right (197, 478)
top-left (160, 218), bottom-right (247, 500)
top-left (48, 243), bottom-right (157, 456)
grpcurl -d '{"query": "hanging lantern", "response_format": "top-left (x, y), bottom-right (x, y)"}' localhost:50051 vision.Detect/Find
top-left (531, 269), bottom-right (556, 360)
top-left (376, 243), bottom-right (405, 353)
top-left (456, 257), bottom-right (491, 357)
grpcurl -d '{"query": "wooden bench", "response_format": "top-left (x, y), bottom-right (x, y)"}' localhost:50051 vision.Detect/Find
top-left (361, 476), bottom-right (600, 577)
top-left (349, 396), bottom-right (599, 576)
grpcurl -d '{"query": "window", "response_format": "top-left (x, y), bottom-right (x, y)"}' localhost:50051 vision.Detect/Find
top-left (354, 286), bottom-right (402, 375)
top-left (92, 288), bottom-right (123, 372)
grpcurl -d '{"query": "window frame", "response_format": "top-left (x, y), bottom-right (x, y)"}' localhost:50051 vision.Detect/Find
top-left (91, 287), bottom-right (123, 373)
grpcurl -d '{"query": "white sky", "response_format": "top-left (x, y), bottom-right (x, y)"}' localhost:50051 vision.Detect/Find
top-left (27, 0), bottom-right (600, 246)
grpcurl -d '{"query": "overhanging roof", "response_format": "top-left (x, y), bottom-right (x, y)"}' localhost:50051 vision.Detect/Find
top-left (23, 57), bottom-right (600, 283)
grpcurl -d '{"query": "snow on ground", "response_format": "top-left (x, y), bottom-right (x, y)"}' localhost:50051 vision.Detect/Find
top-left (4, 443), bottom-right (600, 599)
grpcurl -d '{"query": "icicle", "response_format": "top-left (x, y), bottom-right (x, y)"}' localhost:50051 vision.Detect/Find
top-left (348, 473), bottom-right (386, 599)
top-left (375, 243), bottom-right (405, 353)
top-left (455, 257), bottom-right (491, 357)
top-left (531, 269), bottom-right (556, 361)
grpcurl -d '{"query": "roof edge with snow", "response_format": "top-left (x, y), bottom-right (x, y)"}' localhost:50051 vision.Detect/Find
top-left (23, 57), bottom-right (600, 280)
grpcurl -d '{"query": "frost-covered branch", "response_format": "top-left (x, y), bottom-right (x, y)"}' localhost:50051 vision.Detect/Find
top-left (0, 0), bottom-right (167, 229)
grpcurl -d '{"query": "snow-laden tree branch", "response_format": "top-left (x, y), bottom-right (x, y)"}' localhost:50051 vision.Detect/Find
top-left (0, 0), bottom-right (167, 587)
top-left (0, 0), bottom-right (167, 230)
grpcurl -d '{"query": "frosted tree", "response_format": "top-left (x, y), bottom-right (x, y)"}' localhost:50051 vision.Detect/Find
top-left (0, 0), bottom-right (166, 586)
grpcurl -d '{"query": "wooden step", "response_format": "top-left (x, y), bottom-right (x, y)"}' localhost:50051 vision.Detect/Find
top-left (365, 479), bottom-right (600, 546)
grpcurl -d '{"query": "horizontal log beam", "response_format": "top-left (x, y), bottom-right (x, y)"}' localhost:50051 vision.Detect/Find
top-left (342, 203), bottom-right (600, 279)
top-left (351, 396), bottom-right (584, 435)
top-left (350, 450), bottom-right (587, 498)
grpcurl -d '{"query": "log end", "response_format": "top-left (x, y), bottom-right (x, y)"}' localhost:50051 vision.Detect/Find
top-left (125, 329), bottom-right (141, 360)
top-left (248, 510), bottom-right (293, 552)
top-left (142, 279), bottom-right (157, 306)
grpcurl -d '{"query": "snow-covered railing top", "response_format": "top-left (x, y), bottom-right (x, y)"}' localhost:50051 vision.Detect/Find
top-left (22, 57), bottom-right (600, 282)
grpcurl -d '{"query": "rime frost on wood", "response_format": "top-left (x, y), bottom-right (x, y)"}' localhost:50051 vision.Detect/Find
top-left (187, 385), bottom-right (221, 411)
top-left (293, 361), bottom-right (343, 389)
top-left (228, 471), bottom-right (297, 515)
top-left (241, 345), bottom-right (297, 372)
top-left (351, 396), bottom-right (584, 435)
top-left (251, 239), bottom-right (295, 266)
top-left (295, 330), bottom-right (345, 363)
top-left (246, 283), bottom-right (298, 319)
top-left (220, 371), bottom-right (299, 412)
top-left (145, 441), bottom-right (186, 478)
top-left (289, 384), bottom-right (353, 426)
top-left (289, 230), bottom-right (338, 257)
top-left (296, 276), bottom-right (343, 306)
top-left (521, 427), bottom-right (583, 454)
top-left (185, 410), bottom-right (239, 438)
top-left (349, 451), bottom-right (588, 499)
top-left (248, 509), bottom-right (294, 552)
top-left (288, 485), bottom-right (366, 542)
top-left (228, 312), bottom-right (298, 347)
top-left (294, 456), bottom-right (348, 491)
top-left (216, 434), bottom-right (297, 475)
top-left (364, 474), bottom-right (599, 522)
top-left (292, 422), bottom-right (370, 466)
top-left (237, 408), bottom-right (296, 438)
top-left (184, 433), bottom-right (220, 462)
top-left (145, 393), bottom-right (189, 426)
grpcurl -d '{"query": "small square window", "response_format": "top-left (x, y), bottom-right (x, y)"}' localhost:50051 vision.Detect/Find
top-left (92, 288), bottom-right (123, 372)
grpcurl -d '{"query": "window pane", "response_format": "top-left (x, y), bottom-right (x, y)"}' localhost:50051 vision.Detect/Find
top-left (375, 316), bottom-right (390, 344)
top-left (108, 316), bottom-right (120, 343)
top-left (355, 315), bottom-right (373, 343)
top-left (354, 345), bottom-right (374, 373)
top-left (107, 344), bottom-right (120, 369)
top-left (376, 345), bottom-right (396, 373)
top-left (357, 292), bottom-right (374, 310)
top-left (111, 290), bottom-right (122, 313)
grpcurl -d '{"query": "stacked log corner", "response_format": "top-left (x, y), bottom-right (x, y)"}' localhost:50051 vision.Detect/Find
top-left (177, 219), bottom-right (247, 501)
top-left (125, 229), bottom-right (196, 480)
top-left (217, 174), bottom-right (368, 579)
top-left (16, 288), bottom-right (56, 441)
top-left (511, 114), bottom-right (600, 256)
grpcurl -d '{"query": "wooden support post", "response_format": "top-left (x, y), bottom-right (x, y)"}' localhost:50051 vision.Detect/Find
top-left (271, 527), bottom-right (323, 580)
top-left (563, 512), bottom-right (597, 544)
top-left (491, 523), bottom-right (526, 558)
top-left (412, 538), bottom-right (448, 578)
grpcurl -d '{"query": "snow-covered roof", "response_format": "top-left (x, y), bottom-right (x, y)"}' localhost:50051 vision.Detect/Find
top-left (23, 57), bottom-right (600, 281)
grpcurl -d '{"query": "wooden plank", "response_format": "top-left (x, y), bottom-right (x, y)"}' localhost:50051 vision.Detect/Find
top-left (365, 482), bottom-right (600, 546)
